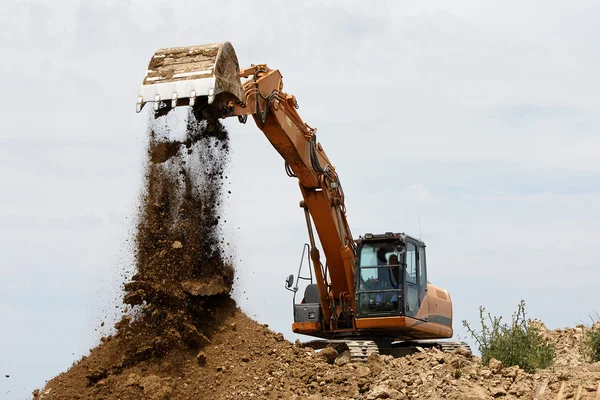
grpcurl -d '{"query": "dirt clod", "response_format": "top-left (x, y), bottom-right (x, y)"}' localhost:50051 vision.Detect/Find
top-left (318, 347), bottom-right (339, 364)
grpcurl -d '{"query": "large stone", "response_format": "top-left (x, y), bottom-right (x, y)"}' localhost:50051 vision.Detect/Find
top-left (480, 368), bottom-right (492, 379)
top-left (318, 347), bottom-right (338, 364)
top-left (366, 384), bottom-right (402, 399)
top-left (501, 365), bottom-right (519, 379)
top-left (334, 350), bottom-right (351, 366)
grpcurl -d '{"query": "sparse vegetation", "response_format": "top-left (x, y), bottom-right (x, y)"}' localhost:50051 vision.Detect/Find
top-left (454, 369), bottom-right (462, 379)
top-left (582, 312), bottom-right (600, 362)
top-left (463, 300), bottom-right (555, 372)
top-left (587, 329), bottom-right (600, 362)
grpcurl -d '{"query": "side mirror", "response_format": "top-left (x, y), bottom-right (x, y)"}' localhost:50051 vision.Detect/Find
top-left (285, 274), bottom-right (294, 288)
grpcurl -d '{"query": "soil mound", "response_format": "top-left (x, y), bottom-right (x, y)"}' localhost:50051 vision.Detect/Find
top-left (34, 101), bottom-right (237, 399)
top-left (530, 319), bottom-right (600, 367)
top-left (36, 314), bottom-right (600, 399)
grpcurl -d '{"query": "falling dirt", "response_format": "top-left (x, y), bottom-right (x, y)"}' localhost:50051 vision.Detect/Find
top-left (34, 99), bottom-right (237, 399)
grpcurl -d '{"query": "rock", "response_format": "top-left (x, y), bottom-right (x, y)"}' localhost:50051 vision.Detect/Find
top-left (366, 384), bottom-right (401, 399)
top-left (318, 347), bottom-right (338, 364)
top-left (449, 355), bottom-right (469, 368)
top-left (458, 386), bottom-right (490, 400)
top-left (489, 358), bottom-right (503, 374)
top-left (230, 323), bottom-right (237, 331)
top-left (355, 365), bottom-right (372, 378)
top-left (480, 368), bottom-right (492, 379)
top-left (501, 365), bottom-right (518, 379)
top-left (491, 387), bottom-right (506, 397)
top-left (357, 378), bottom-right (372, 393)
top-left (433, 352), bottom-right (447, 364)
top-left (368, 354), bottom-right (385, 375)
top-left (196, 351), bottom-right (206, 366)
top-left (172, 240), bottom-right (183, 248)
top-left (125, 373), bottom-right (141, 386)
top-left (453, 346), bottom-right (472, 357)
top-left (334, 350), bottom-right (351, 366)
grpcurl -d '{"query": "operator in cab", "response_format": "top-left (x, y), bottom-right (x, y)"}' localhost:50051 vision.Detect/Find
top-left (374, 249), bottom-right (401, 311)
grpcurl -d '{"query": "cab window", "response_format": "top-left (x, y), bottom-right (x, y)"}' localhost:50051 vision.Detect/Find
top-left (405, 243), bottom-right (416, 284)
top-left (417, 246), bottom-right (426, 284)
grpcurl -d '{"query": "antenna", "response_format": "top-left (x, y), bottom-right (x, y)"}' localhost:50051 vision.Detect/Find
top-left (418, 213), bottom-right (423, 240)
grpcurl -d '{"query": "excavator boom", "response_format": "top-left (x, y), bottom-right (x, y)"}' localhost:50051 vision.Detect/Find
top-left (137, 42), bottom-right (356, 332)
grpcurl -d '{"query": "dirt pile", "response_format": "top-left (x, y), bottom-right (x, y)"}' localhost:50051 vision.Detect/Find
top-left (34, 101), bottom-right (237, 399)
top-left (351, 347), bottom-right (600, 400)
top-left (530, 319), bottom-right (600, 367)
top-left (35, 311), bottom-right (600, 399)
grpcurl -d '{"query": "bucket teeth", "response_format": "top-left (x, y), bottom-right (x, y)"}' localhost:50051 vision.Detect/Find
top-left (136, 42), bottom-right (244, 112)
top-left (136, 96), bottom-right (144, 113)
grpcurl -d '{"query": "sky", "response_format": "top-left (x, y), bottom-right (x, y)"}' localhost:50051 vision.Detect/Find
top-left (1, 0), bottom-right (599, 398)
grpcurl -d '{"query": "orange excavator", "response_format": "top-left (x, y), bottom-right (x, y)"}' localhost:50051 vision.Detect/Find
top-left (136, 42), bottom-right (469, 359)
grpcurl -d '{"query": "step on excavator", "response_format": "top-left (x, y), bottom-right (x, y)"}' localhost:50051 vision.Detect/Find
top-left (136, 41), bottom-right (470, 360)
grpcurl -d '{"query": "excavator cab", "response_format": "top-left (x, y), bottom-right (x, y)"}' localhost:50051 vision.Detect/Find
top-left (355, 232), bottom-right (427, 320)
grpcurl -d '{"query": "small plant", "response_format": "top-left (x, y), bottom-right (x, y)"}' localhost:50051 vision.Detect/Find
top-left (454, 369), bottom-right (462, 379)
top-left (582, 312), bottom-right (600, 362)
top-left (462, 300), bottom-right (555, 373)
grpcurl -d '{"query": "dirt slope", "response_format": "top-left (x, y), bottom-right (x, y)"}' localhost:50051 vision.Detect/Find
top-left (36, 310), bottom-right (600, 400)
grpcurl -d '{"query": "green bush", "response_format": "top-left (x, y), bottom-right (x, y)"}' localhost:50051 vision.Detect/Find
top-left (462, 300), bottom-right (555, 373)
top-left (583, 313), bottom-right (600, 362)
top-left (586, 329), bottom-right (600, 362)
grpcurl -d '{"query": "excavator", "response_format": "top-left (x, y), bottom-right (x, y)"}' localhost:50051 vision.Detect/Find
top-left (135, 42), bottom-right (469, 360)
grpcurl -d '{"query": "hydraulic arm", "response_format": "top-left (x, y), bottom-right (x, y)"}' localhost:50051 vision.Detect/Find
top-left (136, 42), bottom-right (356, 331)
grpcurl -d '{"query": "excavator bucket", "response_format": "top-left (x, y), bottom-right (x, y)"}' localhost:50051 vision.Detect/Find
top-left (136, 41), bottom-right (244, 113)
